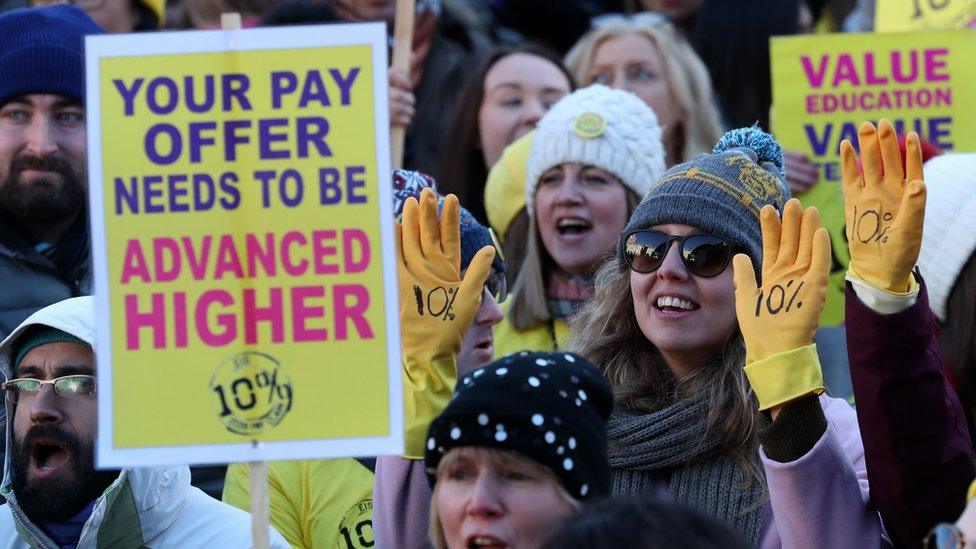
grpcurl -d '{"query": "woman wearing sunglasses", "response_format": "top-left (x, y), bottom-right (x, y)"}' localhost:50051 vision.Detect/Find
top-left (492, 84), bottom-right (666, 358)
top-left (570, 127), bottom-right (884, 547)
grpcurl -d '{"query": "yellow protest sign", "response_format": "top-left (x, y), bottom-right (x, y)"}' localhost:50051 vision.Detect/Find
top-left (875, 0), bottom-right (976, 32)
top-left (85, 24), bottom-right (402, 467)
top-left (771, 30), bottom-right (976, 325)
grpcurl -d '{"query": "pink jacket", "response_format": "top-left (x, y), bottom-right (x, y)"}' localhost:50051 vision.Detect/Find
top-left (757, 394), bottom-right (885, 548)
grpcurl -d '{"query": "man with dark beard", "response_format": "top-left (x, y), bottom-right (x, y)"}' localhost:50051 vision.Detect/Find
top-left (0, 6), bottom-right (103, 340)
top-left (0, 296), bottom-right (290, 547)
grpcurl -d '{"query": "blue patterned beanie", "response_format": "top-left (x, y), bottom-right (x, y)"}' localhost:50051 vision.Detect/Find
top-left (392, 169), bottom-right (505, 274)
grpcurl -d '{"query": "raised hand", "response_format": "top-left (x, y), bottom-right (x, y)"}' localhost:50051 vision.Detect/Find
top-left (840, 119), bottom-right (926, 293)
top-left (396, 188), bottom-right (494, 457)
top-left (396, 187), bottom-right (494, 362)
top-left (733, 199), bottom-right (830, 413)
top-left (734, 199), bottom-right (832, 364)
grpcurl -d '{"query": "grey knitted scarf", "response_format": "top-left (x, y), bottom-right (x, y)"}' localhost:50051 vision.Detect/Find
top-left (607, 400), bottom-right (767, 546)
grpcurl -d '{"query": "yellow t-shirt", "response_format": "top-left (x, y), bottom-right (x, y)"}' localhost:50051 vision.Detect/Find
top-left (492, 313), bottom-right (570, 359)
top-left (223, 459), bottom-right (375, 549)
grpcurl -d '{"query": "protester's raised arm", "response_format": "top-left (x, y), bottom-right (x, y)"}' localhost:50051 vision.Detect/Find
top-left (396, 187), bottom-right (494, 458)
top-left (843, 119), bottom-right (976, 548)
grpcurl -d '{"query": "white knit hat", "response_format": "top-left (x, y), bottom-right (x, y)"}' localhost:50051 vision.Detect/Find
top-left (524, 84), bottom-right (666, 215)
top-left (917, 153), bottom-right (976, 322)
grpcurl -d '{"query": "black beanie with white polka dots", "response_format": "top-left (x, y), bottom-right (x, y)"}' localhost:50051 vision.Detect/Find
top-left (424, 351), bottom-right (613, 501)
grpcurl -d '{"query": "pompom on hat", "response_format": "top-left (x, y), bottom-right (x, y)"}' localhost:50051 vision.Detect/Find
top-left (425, 351), bottom-right (613, 501)
top-left (524, 85), bottom-right (667, 215)
top-left (620, 126), bottom-right (791, 273)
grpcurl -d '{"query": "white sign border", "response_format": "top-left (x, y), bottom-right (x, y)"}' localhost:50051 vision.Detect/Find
top-left (86, 22), bottom-right (403, 468)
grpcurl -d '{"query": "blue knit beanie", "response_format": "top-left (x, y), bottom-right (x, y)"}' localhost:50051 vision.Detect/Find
top-left (0, 5), bottom-right (104, 107)
top-left (619, 126), bottom-right (791, 272)
top-left (391, 169), bottom-right (505, 274)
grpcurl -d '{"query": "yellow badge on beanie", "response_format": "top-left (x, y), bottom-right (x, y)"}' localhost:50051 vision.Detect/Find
top-left (573, 112), bottom-right (606, 139)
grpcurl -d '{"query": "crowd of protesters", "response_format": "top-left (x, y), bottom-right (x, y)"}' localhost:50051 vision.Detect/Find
top-left (1, 0), bottom-right (976, 548)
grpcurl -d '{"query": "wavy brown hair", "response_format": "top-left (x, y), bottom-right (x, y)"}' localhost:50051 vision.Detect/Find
top-left (567, 253), bottom-right (763, 480)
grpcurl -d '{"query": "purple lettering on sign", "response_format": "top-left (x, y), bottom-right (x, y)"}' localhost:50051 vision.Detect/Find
top-left (224, 120), bottom-right (251, 162)
top-left (185, 75), bottom-right (215, 113)
top-left (296, 117), bottom-right (331, 158)
top-left (188, 121), bottom-right (216, 163)
top-left (330, 67), bottom-right (360, 105)
top-left (144, 175), bottom-right (165, 213)
top-left (258, 118), bottom-right (289, 160)
top-left (300, 71), bottom-right (331, 108)
top-left (168, 174), bottom-right (190, 212)
top-left (147, 77), bottom-right (179, 115)
top-left (222, 74), bottom-right (252, 111)
top-left (145, 124), bottom-right (182, 165)
top-left (113, 78), bottom-right (144, 116)
top-left (271, 71), bottom-right (298, 109)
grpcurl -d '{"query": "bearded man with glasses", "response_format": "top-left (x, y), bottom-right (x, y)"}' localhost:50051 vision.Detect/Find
top-left (0, 296), bottom-right (290, 547)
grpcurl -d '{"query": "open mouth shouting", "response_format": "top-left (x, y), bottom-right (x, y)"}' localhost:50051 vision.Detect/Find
top-left (555, 217), bottom-right (593, 236)
top-left (29, 437), bottom-right (71, 480)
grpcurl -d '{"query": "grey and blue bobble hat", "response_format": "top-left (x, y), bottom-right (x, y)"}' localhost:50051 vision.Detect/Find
top-left (0, 5), bottom-right (104, 106)
top-left (425, 351), bottom-right (613, 501)
top-left (619, 126), bottom-right (792, 272)
top-left (392, 169), bottom-right (505, 274)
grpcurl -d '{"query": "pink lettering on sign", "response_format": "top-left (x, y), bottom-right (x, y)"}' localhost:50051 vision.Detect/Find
top-left (799, 48), bottom-right (950, 89)
top-left (123, 284), bottom-right (376, 350)
top-left (119, 228), bottom-right (379, 350)
top-left (118, 229), bottom-right (372, 283)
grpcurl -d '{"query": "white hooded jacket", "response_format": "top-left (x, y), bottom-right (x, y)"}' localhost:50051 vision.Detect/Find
top-left (0, 297), bottom-right (288, 548)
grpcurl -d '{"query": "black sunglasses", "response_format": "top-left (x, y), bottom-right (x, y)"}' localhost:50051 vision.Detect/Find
top-left (622, 230), bottom-right (738, 278)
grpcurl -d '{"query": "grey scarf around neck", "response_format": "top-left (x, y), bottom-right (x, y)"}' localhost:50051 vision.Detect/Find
top-left (607, 399), bottom-right (767, 546)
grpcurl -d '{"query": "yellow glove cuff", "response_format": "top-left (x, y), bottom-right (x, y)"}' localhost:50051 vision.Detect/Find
top-left (847, 264), bottom-right (918, 296)
top-left (744, 344), bottom-right (825, 411)
top-left (402, 355), bottom-right (456, 459)
top-left (968, 478), bottom-right (976, 502)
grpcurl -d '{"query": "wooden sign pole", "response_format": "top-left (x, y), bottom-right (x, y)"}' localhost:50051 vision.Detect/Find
top-left (390, 0), bottom-right (416, 169)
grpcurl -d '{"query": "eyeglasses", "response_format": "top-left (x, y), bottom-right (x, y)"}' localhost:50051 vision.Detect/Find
top-left (622, 230), bottom-right (738, 278)
top-left (2, 375), bottom-right (96, 403)
top-left (924, 524), bottom-right (965, 549)
top-left (485, 271), bottom-right (508, 304)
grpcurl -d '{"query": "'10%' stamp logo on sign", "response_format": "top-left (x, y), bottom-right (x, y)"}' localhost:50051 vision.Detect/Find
top-left (209, 351), bottom-right (294, 436)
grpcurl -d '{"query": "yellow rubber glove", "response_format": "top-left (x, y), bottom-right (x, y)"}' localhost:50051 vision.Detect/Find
top-left (733, 199), bottom-right (830, 412)
top-left (841, 119), bottom-right (927, 294)
top-left (397, 188), bottom-right (494, 458)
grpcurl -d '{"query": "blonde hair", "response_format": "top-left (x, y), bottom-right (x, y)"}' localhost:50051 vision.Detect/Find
top-left (567, 255), bottom-right (763, 482)
top-left (564, 16), bottom-right (724, 165)
top-left (428, 447), bottom-right (580, 549)
top-left (507, 188), bottom-right (639, 331)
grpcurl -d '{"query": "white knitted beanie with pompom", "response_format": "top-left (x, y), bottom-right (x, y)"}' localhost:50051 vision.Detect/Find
top-left (524, 84), bottom-right (667, 215)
